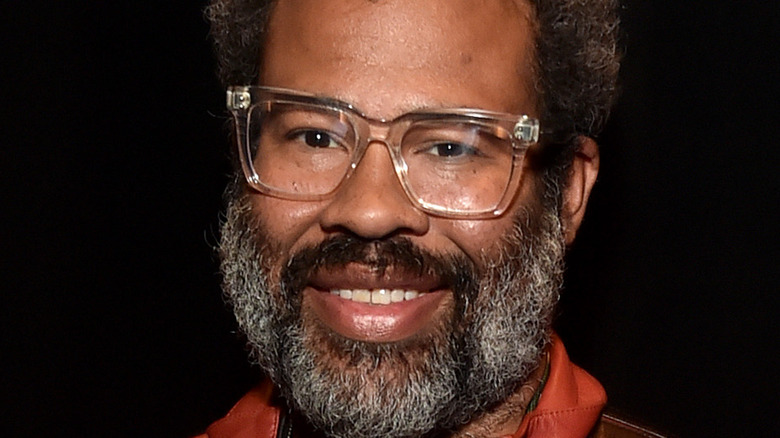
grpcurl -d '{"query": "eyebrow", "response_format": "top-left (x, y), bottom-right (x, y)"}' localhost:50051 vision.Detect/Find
top-left (320, 93), bottom-right (493, 122)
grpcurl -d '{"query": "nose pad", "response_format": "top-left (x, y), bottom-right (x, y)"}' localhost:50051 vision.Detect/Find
top-left (319, 142), bottom-right (429, 239)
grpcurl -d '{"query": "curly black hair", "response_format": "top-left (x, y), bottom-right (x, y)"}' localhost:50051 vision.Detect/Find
top-left (206, 0), bottom-right (621, 208)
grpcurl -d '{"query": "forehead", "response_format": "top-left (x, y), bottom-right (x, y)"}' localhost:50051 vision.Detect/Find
top-left (261, 0), bottom-right (537, 118)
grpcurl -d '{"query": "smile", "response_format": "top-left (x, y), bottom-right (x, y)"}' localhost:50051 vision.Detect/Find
top-left (330, 288), bottom-right (426, 304)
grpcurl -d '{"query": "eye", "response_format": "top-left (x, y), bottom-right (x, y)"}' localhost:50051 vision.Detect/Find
top-left (426, 142), bottom-right (476, 157)
top-left (293, 130), bottom-right (339, 148)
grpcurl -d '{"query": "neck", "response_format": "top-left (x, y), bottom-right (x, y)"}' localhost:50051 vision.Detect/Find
top-left (451, 352), bottom-right (549, 438)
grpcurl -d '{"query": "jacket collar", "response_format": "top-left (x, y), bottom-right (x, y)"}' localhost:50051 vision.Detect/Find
top-left (509, 334), bottom-right (606, 437)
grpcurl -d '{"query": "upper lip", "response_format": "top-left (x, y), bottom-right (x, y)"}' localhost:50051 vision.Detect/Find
top-left (308, 263), bottom-right (443, 291)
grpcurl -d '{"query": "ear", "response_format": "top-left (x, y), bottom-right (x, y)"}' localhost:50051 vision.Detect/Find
top-left (562, 136), bottom-right (600, 245)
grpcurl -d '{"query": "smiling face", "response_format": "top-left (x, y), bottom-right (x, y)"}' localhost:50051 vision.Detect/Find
top-left (221, 0), bottom-right (573, 436)
top-left (257, 0), bottom-right (540, 343)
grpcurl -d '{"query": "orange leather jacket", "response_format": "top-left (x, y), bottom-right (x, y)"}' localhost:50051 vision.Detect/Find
top-left (198, 335), bottom-right (617, 438)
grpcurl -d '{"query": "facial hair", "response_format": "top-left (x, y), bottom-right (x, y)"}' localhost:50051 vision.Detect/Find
top-left (219, 189), bottom-right (566, 438)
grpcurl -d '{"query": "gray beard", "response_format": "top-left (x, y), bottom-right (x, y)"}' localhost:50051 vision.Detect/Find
top-left (219, 189), bottom-right (565, 438)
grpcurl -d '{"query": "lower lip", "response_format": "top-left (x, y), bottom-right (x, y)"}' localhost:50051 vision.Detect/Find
top-left (303, 287), bottom-right (450, 342)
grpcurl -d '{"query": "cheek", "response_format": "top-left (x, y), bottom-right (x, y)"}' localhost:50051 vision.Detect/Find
top-left (249, 193), bottom-right (325, 251)
top-left (434, 215), bottom-right (518, 264)
top-left (436, 173), bottom-right (543, 264)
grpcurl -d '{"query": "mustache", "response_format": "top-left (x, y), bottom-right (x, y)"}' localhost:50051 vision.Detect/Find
top-left (279, 234), bottom-right (479, 308)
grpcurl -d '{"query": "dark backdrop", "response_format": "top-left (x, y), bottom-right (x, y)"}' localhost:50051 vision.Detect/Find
top-left (3, 1), bottom-right (778, 436)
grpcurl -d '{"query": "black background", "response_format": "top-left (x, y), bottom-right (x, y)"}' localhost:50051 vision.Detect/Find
top-left (3, 1), bottom-right (778, 436)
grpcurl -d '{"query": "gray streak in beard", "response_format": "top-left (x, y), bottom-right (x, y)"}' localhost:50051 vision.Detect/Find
top-left (219, 191), bottom-right (565, 438)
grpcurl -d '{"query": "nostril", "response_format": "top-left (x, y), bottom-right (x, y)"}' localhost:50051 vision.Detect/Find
top-left (320, 189), bottom-right (429, 239)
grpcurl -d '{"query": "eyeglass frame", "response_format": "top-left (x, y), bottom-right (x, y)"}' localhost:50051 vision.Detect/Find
top-left (226, 85), bottom-right (542, 219)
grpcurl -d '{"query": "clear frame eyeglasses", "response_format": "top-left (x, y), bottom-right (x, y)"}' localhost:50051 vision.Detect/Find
top-left (227, 86), bottom-right (541, 219)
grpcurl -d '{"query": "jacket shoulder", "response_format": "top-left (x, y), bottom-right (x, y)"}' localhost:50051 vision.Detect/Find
top-left (588, 411), bottom-right (670, 438)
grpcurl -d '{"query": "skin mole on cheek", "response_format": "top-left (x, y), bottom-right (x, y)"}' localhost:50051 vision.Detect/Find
top-left (460, 52), bottom-right (473, 65)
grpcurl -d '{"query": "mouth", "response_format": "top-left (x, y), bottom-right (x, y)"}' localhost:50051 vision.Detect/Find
top-left (302, 263), bottom-right (453, 343)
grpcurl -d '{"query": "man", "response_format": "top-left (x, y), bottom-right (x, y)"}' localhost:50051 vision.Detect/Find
top-left (200, 0), bottom-right (657, 437)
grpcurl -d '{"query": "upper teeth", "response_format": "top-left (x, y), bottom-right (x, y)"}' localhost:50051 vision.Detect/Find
top-left (330, 289), bottom-right (424, 304)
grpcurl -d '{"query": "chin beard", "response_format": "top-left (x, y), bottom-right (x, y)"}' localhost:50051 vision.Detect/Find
top-left (219, 189), bottom-right (566, 438)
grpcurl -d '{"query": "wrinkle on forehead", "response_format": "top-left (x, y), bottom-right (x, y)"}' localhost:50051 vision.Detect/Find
top-left (275, 0), bottom-right (530, 65)
top-left (263, 0), bottom-right (538, 118)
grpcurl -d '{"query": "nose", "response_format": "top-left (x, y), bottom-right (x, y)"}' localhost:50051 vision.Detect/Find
top-left (319, 142), bottom-right (429, 239)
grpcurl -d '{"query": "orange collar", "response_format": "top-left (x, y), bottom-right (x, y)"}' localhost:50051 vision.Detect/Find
top-left (508, 334), bottom-right (606, 437)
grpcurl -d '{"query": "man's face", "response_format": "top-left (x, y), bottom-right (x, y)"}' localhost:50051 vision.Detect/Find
top-left (221, 0), bottom-right (569, 436)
